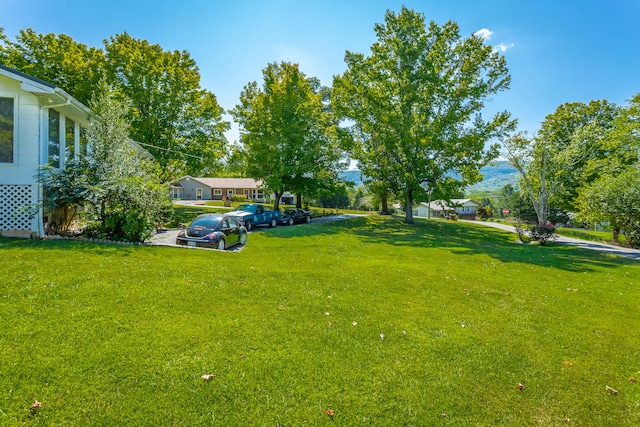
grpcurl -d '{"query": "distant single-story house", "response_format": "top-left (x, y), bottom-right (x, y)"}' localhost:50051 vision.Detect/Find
top-left (171, 176), bottom-right (300, 205)
top-left (172, 176), bottom-right (269, 202)
top-left (413, 199), bottom-right (480, 220)
top-left (0, 64), bottom-right (91, 238)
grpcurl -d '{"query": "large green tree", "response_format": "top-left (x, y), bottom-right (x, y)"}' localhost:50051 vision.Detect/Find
top-left (104, 33), bottom-right (229, 180)
top-left (332, 7), bottom-right (515, 223)
top-left (1, 29), bottom-right (229, 180)
top-left (231, 61), bottom-right (345, 210)
top-left (0, 28), bottom-right (104, 105)
top-left (535, 100), bottom-right (619, 211)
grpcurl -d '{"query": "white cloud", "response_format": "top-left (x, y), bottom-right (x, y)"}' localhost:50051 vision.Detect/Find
top-left (495, 42), bottom-right (515, 53)
top-left (474, 28), bottom-right (493, 40)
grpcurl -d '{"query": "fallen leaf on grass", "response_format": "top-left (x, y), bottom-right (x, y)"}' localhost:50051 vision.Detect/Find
top-left (517, 383), bottom-right (524, 390)
top-left (605, 385), bottom-right (618, 395)
top-left (30, 400), bottom-right (42, 410)
top-left (629, 377), bottom-right (637, 383)
top-left (201, 374), bottom-right (214, 381)
top-left (325, 409), bottom-right (335, 417)
top-left (562, 361), bottom-right (573, 366)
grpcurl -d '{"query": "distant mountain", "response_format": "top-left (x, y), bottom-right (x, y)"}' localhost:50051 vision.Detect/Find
top-left (340, 170), bottom-right (364, 187)
top-left (466, 161), bottom-right (520, 193)
top-left (340, 161), bottom-right (519, 193)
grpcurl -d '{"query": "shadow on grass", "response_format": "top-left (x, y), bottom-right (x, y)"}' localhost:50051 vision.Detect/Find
top-left (262, 215), bottom-right (633, 272)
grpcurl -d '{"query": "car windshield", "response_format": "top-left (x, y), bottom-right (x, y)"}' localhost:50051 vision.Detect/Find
top-left (189, 217), bottom-right (221, 230)
top-left (235, 204), bottom-right (251, 212)
top-left (283, 209), bottom-right (297, 215)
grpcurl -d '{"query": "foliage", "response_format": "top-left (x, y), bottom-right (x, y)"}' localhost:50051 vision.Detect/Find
top-left (529, 223), bottom-right (557, 246)
top-left (0, 28), bottom-right (105, 105)
top-left (103, 33), bottom-right (229, 179)
top-left (333, 7), bottom-right (515, 224)
top-left (477, 204), bottom-right (493, 220)
top-left (38, 88), bottom-right (172, 242)
top-left (1, 29), bottom-right (229, 180)
top-left (536, 100), bottom-right (619, 211)
top-left (1, 217), bottom-right (640, 425)
top-left (317, 186), bottom-right (350, 209)
top-left (577, 166), bottom-right (640, 248)
top-left (231, 61), bottom-right (345, 210)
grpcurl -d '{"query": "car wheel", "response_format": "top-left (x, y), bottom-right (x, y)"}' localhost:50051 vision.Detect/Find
top-left (305, 215), bottom-right (311, 223)
top-left (288, 218), bottom-right (294, 226)
top-left (245, 220), bottom-right (252, 231)
top-left (216, 239), bottom-right (226, 250)
top-left (239, 232), bottom-right (247, 246)
top-left (270, 218), bottom-right (277, 228)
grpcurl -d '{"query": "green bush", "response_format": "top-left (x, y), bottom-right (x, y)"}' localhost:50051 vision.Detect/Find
top-left (530, 223), bottom-right (557, 246)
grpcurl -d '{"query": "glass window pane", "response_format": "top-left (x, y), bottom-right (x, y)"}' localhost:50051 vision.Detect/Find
top-left (79, 126), bottom-right (88, 156)
top-left (0, 97), bottom-right (14, 163)
top-left (48, 110), bottom-right (60, 168)
top-left (66, 118), bottom-right (75, 162)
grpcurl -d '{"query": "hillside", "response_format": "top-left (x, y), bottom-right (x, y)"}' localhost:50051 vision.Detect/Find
top-left (341, 161), bottom-right (519, 193)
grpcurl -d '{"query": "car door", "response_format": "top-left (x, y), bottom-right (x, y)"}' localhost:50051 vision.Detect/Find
top-left (221, 218), bottom-right (239, 245)
top-left (256, 205), bottom-right (265, 224)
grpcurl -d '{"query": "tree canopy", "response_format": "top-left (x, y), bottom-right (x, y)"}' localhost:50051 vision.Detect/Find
top-left (231, 61), bottom-right (345, 210)
top-left (333, 7), bottom-right (515, 223)
top-left (1, 29), bottom-right (229, 180)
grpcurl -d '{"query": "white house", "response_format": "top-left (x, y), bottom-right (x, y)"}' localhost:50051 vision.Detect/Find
top-left (413, 199), bottom-right (480, 220)
top-left (0, 64), bottom-right (91, 238)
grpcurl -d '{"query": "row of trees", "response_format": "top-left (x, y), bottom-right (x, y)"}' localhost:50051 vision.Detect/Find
top-left (0, 29), bottom-right (229, 180)
top-left (229, 7), bottom-right (514, 218)
top-left (4, 7), bottom-right (636, 245)
top-left (502, 96), bottom-right (640, 247)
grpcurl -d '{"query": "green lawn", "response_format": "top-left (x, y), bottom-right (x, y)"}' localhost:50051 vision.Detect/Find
top-left (1, 216), bottom-right (639, 425)
top-left (557, 227), bottom-right (628, 246)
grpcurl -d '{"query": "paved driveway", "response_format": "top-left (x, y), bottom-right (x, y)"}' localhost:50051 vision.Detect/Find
top-left (147, 214), bottom-right (362, 249)
top-left (466, 221), bottom-right (640, 261)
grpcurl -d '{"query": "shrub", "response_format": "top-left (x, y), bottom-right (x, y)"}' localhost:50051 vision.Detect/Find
top-left (530, 223), bottom-right (557, 246)
top-left (232, 194), bottom-right (248, 202)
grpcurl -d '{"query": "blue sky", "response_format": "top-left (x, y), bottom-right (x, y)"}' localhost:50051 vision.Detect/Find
top-left (4, 0), bottom-right (640, 145)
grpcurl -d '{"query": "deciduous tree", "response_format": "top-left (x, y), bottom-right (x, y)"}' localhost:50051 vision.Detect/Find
top-left (332, 7), bottom-right (515, 223)
top-left (231, 62), bottom-right (344, 210)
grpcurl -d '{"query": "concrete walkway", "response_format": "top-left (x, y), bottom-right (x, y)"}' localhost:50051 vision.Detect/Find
top-left (465, 220), bottom-right (640, 261)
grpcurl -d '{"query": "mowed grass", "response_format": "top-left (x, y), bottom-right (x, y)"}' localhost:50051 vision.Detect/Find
top-left (1, 216), bottom-right (639, 426)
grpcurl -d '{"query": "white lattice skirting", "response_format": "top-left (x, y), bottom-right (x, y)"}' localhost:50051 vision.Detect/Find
top-left (0, 184), bottom-right (36, 232)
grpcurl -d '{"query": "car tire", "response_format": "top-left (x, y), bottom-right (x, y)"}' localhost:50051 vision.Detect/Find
top-left (239, 233), bottom-right (247, 246)
top-left (216, 239), bottom-right (226, 250)
top-left (270, 218), bottom-right (277, 228)
top-left (305, 215), bottom-right (311, 223)
top-left (288, 218), bottom-right (294, 226)
top-left (245, 220), bottom-right (252, 231)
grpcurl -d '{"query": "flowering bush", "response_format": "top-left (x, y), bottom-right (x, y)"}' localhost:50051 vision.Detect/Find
top-left (530, 224), bottom-right (557, 246)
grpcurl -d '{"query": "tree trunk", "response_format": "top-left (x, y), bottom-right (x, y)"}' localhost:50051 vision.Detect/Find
top-left (405, 187), bottom-right (415, 224)
top-left (380, 192), bottom-right (390, 215)
top-left (612, 226), bottom-right (620, 243)
top-left (296, 194), bottom-right (302, 208)
top-left (273, 190), bottom-right (284, 211)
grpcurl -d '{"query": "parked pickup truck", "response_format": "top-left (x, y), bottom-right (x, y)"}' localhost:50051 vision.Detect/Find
top-left (228, 204), bottom-right (281, 231)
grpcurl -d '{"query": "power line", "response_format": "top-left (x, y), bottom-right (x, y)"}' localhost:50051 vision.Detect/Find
top-left (134, 141), bottom-right (204, 161)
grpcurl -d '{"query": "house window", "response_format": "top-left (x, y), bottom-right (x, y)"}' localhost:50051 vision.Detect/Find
top-left (0, 96), bottom-right (15, 163)
top-left (79, 126), bottom-right (88, 156)
top-left (171, 186), bottom-right (183, 199)
top-left (65, 117), bottom-right (75, 164)
top-left (196, 188), bottom-right (202, 200)
top-left (213, 189), bottom-right (222, 196)
top-left (48, 110), bottom-right (60, 168)
top-left (228, 189), bottom-right (234, 197)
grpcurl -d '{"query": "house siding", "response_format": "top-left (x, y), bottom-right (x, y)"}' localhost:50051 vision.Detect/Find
top-left (0, 69), bottom-right (90, 238)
